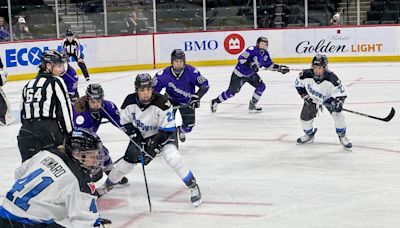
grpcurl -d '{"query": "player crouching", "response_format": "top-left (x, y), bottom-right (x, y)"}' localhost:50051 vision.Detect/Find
top-left (95, 73), bottom-right (202, 207)
top-left (295, 54), bottom-right (352, 150)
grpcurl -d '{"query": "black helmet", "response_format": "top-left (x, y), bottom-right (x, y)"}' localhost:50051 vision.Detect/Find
top-left (86, 84), bottom-right (104, 101)
top-left (66, 29), bottom-right (74, 37)
top-left (40, 50), bottom-right (66, 70)
top-left (312, 54), bottom-right (328, 68)
top-left (171, 49), bottom-right (186, 64)
top-left (135, 73), bottom-right (153, 90)
top-left (64, 129), bottom-right (103, 174)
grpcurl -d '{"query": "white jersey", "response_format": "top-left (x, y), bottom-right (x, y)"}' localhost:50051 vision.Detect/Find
top-left (294, 69), bottom-right (346, 105)
top-left (120, 93), bottom-right (176, 139)
top-left (0, 150), bottom-right (100, 227)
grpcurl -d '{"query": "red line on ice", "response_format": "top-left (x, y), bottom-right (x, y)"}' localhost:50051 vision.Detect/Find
top-left (153, 210), bottom-right (262, 218)
top-left (166, 199), bottom-right (273, 206)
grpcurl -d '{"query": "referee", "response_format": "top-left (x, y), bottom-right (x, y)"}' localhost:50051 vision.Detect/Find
top-left (62, 29), bottom-right (90, 81)
top-left (17, 50), bottom-right (73, 162)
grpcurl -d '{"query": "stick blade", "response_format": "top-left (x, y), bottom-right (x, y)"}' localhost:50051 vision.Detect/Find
top-left (383, 107), bottom-right (395, 122)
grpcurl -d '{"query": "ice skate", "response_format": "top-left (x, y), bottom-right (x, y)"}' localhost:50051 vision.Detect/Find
top-left (297, 128), bottom-right (318, 144)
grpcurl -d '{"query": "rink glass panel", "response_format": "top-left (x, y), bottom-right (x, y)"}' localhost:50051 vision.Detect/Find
top-left (106, 0), bottom-right (154, 35)
top-left (156, 0), bottom-right (203, 32)
top-left (57, 0), bottom-right (105, 37)
top-left (0, 1), bottom-right (398, 40)
top-left (257, 0), bottom-right (305, 28)
top-left (364, 1), bottom-right (400, 25)
top-left (206, 0), bottom-right (254, 31)
top-left (11, 1), bottom-right (57, 40)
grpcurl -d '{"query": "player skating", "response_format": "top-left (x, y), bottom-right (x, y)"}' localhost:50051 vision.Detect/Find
top-left (295, 54), bottom-right (352, 150)
top-left (154, 49), bottom-right (209, 142)
top-left (210, 36), bottom-right (289, 113)
top-left (73, 84), bottom-right (128, 185)
top-left (0, 129), bottom-right (111, 227)
top-left (96, 73), bottom-right (202, 207)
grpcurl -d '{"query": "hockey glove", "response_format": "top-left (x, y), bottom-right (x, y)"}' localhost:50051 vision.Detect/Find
top-left (250, 61), bottom-right (259, 72)
top-left (190, 94), bottom-right (200, 109)
top-left (323, 97), bottom-right (346, 112)
top-left (301, 94), bottom-right (313, 105)
top-left (96, 218), bottom-right (112, 228)
top-left (272, 64), bottom-right (290, 74)
top-left (122, 123), bottom-right (144, 144)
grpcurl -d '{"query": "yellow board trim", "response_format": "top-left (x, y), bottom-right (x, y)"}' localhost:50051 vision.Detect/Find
top-left (7, 56), bottom-right (400, 82)
top-left (8, 64), bottom-right (154, 81)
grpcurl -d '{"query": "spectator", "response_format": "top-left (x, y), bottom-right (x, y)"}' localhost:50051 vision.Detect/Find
top-left (125, 10), bottom-right (138, 34)
top-left (258, 11), bottom-right (271, 28)
top-left (0, 17), bottom-right (10, 41)
top-left (330, 13), bottom-right (341, 26)
top-left (13, 16), bottom-right (30, 40)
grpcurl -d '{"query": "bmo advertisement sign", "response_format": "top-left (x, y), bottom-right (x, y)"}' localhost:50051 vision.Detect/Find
top-left (155, 30), bottom-right (269, 64)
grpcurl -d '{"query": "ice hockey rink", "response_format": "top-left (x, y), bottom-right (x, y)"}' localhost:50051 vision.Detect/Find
top-left (1, 62), bottom-right (400, 228)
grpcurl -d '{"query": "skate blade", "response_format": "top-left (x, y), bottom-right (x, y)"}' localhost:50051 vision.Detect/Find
top-left (248, 109), bottom-right (262, 113)
top-left (113, 183), bottom-right (129, 188)
top-left (341, 145), bottom-right (352, 152)
top-left (296, 140), bottom-right (314, 145)
top-left (192, 199), bottom-right (203, 207)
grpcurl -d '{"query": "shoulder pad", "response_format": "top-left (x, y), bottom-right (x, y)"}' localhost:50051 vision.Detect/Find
top-left (151, 93), bottom-right (172, 111)
top-left (299, 69), bottom-right (314, 79)
top-left (121, 93), bottom-right (137, 109)
top-left (324, 71), bottom-right (341, 86)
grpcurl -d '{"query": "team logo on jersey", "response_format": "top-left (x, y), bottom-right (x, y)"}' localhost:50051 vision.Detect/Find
top-left (88, 182), bottom-right (96, 194)
top-left (76, 115), bottom-right (85, 125)
top-left (197, 76), bottom-right (207, 84)
top-left (224, 34), bottom-right (245, 55)
top-left (263, 55), bottom-right (269, 61)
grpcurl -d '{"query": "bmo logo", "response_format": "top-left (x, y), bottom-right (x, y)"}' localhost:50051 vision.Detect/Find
top-left (224, 34), bottom-right (245, 55)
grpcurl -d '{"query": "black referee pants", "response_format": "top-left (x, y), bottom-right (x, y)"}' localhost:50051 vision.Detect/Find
top-left (17, 119), bottom-right (66, 162)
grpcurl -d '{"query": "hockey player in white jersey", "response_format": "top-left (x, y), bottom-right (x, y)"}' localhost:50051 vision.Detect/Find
top-left (95, 73), bottom-right (202, 207)
top-left (295, 54), bottom-right (352, 149)
top-left (0, 129), bottom-right (111, 227)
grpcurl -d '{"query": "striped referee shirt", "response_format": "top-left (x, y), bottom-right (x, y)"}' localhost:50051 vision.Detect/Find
top-left (21, 71), bottom-right (73, 133)
top-left (62, 38), bottom-right (81, 59)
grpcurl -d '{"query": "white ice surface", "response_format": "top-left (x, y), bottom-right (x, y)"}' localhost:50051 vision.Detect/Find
top-left (1, 63), bottom-right (400, 228)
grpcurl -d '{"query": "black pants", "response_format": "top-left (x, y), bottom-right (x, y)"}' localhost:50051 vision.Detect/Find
top-left (17, 119), bottom-right (66, 162)
top-left (0, 91), bottom-right (7, 119)
top-left (0, 217), bottom-right (64, 228)
top-left (69, 54), bottom-right (89, 80)
top-left (173, 106), bottom-right (195, 130)
top-left (300, 102), bottom-right (318, 121)
top-left (228, 72), bottom-right (264, 94)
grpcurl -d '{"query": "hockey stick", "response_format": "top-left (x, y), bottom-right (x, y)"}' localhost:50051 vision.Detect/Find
top-left (83, 88), bottom-right (155, 160)
top-left (262, 67), bottom-right (304, 72)
top-left (100, 104), bottom-right (192, 125)
top-left (140, 143), bottom-right (152, 213)
top-left (342, 107), bottom-right (395, 122)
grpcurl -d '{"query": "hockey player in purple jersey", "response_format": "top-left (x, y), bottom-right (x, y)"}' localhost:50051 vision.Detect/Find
top-left (73, 84), bottom-right (128, 185)
top-left (61, 62), bottom-right (79, 102)
top-left (210, 36), bottom-right (289, 112)
top-left (154, 49), bottom-right (209, 142)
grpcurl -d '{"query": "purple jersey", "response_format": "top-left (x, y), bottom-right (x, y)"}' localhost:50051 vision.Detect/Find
top-left (61, 64), bottom-right (78, 97)
top-left (73, 100), bottom-right (121, 132)
top-left (154, 65), bottom-right (209, 105)
top-left (234, 46), bottom-right (274, 77)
